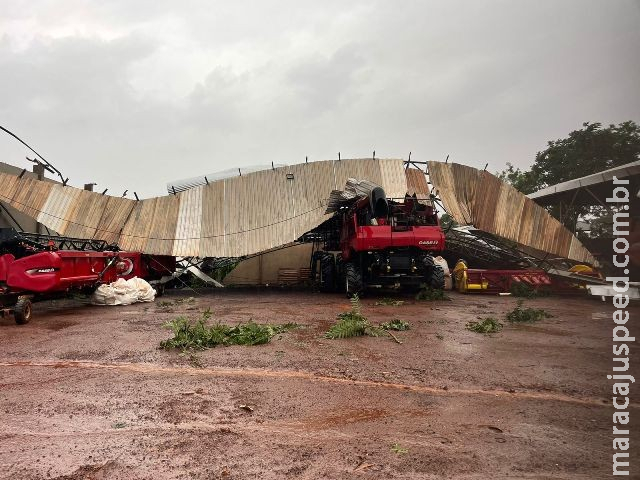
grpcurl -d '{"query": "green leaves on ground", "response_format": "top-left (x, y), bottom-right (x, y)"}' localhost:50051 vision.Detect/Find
top-left (325, 295), bottom-right (409, 340)
top-left (415, 287), bottom-right (449, 301)
top-left (375, 298), bottom-right (405, 306)
top-left (466, 317), bottom-right (503, 334)
top-left (380, 319), bottom-right (410, 331)
top-left (506, 300), bottom-right (553, 323)
top-left (325, 314), bottom-right (376, 339)
top-left (465, 301), bottom-right (551, 335)
top-left (160, 310), bottom-right (297, 350)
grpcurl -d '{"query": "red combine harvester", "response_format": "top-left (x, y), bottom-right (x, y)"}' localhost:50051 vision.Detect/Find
top-left (0, 228), bottom-right (175, 324)
top-left (311, 186), bottom-right (446, 296)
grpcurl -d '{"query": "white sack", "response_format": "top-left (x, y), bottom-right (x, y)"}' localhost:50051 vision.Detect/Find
top-left (433, 256), bottom-right (450, 277)
top-left (91, 277), bottom-right (156, 306)
top-left (433, 256), bottom-right (453, 290)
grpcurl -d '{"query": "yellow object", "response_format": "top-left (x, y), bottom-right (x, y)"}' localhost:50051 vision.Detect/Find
top-left (569, 264), bottom-right (594, 274)
top-left (452, 260), bottom-right (489, 293)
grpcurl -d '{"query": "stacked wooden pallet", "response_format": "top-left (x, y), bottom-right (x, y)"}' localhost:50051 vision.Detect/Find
top-left (277, 267), bottom-right (312, 285)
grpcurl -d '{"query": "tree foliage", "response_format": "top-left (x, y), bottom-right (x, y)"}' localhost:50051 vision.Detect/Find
top-left (498, 121), bottom-right (640, 232)
top-left (499, 121), bottom-right (640, 194)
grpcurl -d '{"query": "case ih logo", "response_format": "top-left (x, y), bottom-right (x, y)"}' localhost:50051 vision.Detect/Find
top-left (418, 240), bottom-right (439, 245)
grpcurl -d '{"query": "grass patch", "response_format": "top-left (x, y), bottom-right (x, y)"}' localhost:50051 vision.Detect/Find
top-left (375, 297), bottom-right (405, 306)
top-left (160, 310), bottom-right (297, 351)
top-left (466, 317), bottom-right (503, 334)
top-left (380, 319), bottom-right (410, 331)
top-left (506, 300), bottom-right (553, 323)
top-left (415, 286), bottom-right (450, 301)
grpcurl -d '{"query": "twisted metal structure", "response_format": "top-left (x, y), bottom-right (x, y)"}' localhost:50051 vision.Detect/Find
top-left (0, 157), bottom-right (594, 263)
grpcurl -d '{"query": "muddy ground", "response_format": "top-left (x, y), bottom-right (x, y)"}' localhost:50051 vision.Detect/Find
top-left (0, 289), bottom-right (638, 479)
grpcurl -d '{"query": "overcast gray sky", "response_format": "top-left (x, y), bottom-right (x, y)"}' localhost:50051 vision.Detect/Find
top-left (1, 0), bottom-right (639, 197)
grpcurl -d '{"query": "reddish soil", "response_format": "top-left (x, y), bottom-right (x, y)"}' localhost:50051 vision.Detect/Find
top-left (0, 289), bottom-right (638, 479)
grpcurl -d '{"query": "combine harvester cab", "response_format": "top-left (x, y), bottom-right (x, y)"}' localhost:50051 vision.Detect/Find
top-left (313, 184), bottom-right (446, 296)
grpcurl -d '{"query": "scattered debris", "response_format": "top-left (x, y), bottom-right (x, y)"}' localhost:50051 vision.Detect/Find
top-left (112, 422), bottom-right (127, 429)
top-left (238, 404), bottom-right (254, 413)
top-left (160, 310), bottom-right (297, 350)
top-left (415, 287), bottom-right (450, 301)
top-left (325, 296), bottom-right (382, 339)
top-left (506, 300), bottom-right (553, 323)
top-left (466, 317), bottom-right (503, 334)
top-left (325, 296), bottom-right (408, 343)
top-left (380, 319), bottom-right (410, 331)
top-left (375, 298), bottom-right (405, 306)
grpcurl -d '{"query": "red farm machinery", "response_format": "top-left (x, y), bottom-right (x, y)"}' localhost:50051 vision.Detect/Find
top-left (0, 228), bottom-right (175, 324)
top-left (310, 184), bottom-right (446, 296)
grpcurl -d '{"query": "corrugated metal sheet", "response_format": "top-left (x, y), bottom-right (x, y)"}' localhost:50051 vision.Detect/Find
top-left (405, 168), bottom-right (430, 195)
top-left (0, 159), bottom-right (407, 257)
top-left (428, 161), bottom-right (594, 264)
top-left (0, 159), bottom-right (595, 263)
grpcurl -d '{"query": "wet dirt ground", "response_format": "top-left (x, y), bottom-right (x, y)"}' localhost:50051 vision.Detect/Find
top-left (0, 289), bottom-right (638, 479)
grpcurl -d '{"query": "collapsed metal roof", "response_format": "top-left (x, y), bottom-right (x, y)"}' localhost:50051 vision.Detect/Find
top-left (0, 158), bottom-right (596, 264)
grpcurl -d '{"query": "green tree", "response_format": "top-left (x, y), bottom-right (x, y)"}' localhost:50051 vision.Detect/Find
top-left (496, 163), bottom-right (538, 194)
top-left (498, 121), bottom-right (640, 232)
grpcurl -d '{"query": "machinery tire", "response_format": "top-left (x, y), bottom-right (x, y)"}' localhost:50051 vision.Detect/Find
top-left (155, 283), bottom-right (166, 297)
top-left (421, 255), bottom-right (435, 269)
top-left (422, 255), bottom-right (445, 290)
top-left (344, 263), bottom-right (363, 297)
top-left (13, 298), bottom-right (33, 325)
top-left (319, 254), bottom-right (336, 292)
top-left (428, 265), bottom-right (445, 290)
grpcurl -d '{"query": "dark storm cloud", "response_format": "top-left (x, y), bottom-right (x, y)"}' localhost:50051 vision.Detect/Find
top-left (0, 0), bottom-right (638, 197)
